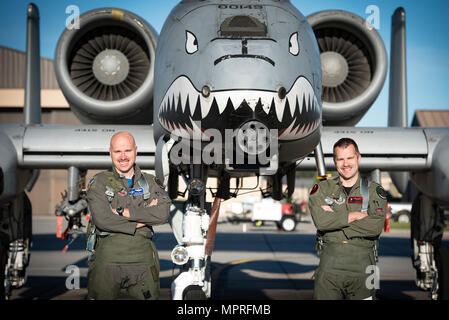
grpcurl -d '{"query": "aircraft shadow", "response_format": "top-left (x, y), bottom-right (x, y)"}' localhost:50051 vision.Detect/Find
top-left (17, 228), bottom-right (446, 300)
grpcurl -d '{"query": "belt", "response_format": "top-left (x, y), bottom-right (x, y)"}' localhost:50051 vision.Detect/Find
top-left (136, 228), bottom-right (153, 239)
top-left (323, 238), bottom-right (374, 249)
top-left (351, 236), bottom-right (378, 241)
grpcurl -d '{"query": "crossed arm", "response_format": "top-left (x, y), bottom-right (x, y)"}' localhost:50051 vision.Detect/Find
top-left (320, 205), bottom-right (367, 223)
top-left (309, 187), bottom-right (386, 238)
top-left (111, 199), bottom-right (158, 228)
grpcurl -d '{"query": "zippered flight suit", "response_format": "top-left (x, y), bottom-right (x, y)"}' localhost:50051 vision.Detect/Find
top-left (308, 175), bottom-right (387, 300)
top-left (86, 165), bottom-right (171, 300)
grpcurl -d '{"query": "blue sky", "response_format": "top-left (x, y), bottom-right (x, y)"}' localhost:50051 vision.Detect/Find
top-left (0, 0), bottom-right (448, 127)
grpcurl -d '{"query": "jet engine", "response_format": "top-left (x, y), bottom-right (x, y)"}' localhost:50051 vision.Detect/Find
top-left (54, 8), bottom-right (158, 124)
top-left (308, 10), bottom-right (387, 126)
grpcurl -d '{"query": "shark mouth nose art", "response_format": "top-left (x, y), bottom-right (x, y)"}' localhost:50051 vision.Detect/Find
top-left (157, 76), bottom-right (321, 141)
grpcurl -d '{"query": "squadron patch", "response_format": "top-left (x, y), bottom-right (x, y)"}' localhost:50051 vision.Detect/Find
top-left (310, 184), bottom-right (319, 195)
top-left (335, 193), bottom-right (345, 205)
top-left (376, 186), bottom-right (387, 200)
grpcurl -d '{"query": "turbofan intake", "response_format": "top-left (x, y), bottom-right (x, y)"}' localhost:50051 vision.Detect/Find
top-left (54, 8), bottom-right (158, 124)
top-left (308, 10), bottom-right (387, 126)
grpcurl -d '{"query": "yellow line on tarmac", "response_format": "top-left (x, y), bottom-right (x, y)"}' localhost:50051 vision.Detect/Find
top-left (230, 258), bottom-right (267, 265)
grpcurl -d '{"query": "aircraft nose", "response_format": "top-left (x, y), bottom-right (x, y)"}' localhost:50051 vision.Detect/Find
top-left (212, 38), bottom-right (276, 67)
top-left (213, 39), bottom-right (276, 67)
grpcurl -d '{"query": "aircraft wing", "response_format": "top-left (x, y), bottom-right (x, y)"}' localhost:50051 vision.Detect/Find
top-left (300, 126), bottom-right (449, 172)
top-left (1, 124), bottom-right (156, 170)
top-left (3, 124), bottom-right (448, 174)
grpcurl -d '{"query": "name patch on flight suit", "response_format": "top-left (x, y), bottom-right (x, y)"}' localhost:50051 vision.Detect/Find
top-left (348, 196), bottom-right (363, 204)
top-left (129, 187), bottom-right (144, 196)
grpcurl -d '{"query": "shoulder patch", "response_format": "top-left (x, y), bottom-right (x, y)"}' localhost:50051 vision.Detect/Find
top-left (376, 186), bottom-right (387, 200)
top-left (310, 183), bottom-right (319, 195)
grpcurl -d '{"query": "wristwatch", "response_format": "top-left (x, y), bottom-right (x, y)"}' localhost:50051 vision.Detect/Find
top-left (116, 207), bottom-right (124, 216)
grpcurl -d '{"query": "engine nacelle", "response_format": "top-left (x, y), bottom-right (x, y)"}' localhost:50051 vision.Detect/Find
top-left (54, 8), bottom-right (158, 124)
top-left (308, 10), bottom-right (387, 126)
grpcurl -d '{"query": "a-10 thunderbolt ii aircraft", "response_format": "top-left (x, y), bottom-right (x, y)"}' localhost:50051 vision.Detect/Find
top-left (0, 0), bottom-right (448, 300)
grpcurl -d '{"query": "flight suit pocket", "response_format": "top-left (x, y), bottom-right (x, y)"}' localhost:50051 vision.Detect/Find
top-left (335, 251), bottom-right (372, 275)
top-left (149, 240), bottom-right (160, 275)
top-left (150, 265), bottom-right (159, 281)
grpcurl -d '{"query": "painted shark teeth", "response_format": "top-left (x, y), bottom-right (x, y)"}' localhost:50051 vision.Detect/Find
top-left (158, 75), bottom-right (321, 141)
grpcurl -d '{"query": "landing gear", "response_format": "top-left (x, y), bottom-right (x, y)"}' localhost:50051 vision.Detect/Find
top-left (412, 239), bottom-right (439, 298)
top-left (54, 166), bottom-right (88, 250)
top-left (411, 193), bottom-right (447, 300)
top-left (168, 164), bottom-right (223, 300)
top-left (0, 192), bottom-right (32, 300)
top-left (171, 204), bottom-right (211, 300)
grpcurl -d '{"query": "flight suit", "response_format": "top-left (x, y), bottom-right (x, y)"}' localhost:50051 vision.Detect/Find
top-left (308, 175), bottom-right (387, 300)
top-left (86, 165), bottom-right (171, 300)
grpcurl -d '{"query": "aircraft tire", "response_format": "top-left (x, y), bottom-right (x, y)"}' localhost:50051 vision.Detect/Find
top-left (183, 285), bottom-right (207, 300)
top-left (436, 247), bottom-right (449, 300)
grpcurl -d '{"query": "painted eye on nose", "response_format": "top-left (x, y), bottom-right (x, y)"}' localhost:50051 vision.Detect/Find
top-left (289, 32), bottom-right (299, 55)
top-left (185, 30), bottom-right (198, 54)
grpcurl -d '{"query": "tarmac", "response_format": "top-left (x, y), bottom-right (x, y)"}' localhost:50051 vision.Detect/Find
top-left (8, 215), bottom-right (448, 300)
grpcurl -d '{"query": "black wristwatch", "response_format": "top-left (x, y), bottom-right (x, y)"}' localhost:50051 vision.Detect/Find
top-left (116, 207), bottom-right (124, 216)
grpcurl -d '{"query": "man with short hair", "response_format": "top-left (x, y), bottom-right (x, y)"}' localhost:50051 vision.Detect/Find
top-left (86, 131), bottom-right (171, 300)
top-left (308, 137), bottom-right (387, 300)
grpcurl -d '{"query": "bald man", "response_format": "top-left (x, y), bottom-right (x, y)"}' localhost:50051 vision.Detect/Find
top-left (86, 131), bottom-right (171, 300)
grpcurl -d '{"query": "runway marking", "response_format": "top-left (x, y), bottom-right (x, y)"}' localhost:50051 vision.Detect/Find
top-left (230, 258), bottom-right (267, 265)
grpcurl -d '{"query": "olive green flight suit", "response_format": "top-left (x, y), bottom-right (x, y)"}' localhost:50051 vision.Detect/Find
top-left (86, 165), bottom-right (171, 300)
top-left (308, 175), bottom-right (387, 300)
